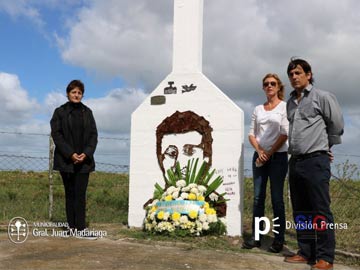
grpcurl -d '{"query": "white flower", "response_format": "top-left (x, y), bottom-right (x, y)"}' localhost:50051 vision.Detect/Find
top-left (163, 211), bottom-right (170, 221)
top-left (155, 221), bottom-right (175, 232)
top-left (145, 223), bottom-right (154, 231)
top-left (209, 192), bottom-right (219, 201)
top-left (198, 185), bottom-right (207, 194)
top-left (190, 187), bottom-right (199, 195)
top-left (202, 222), bottom-right (210, 230)
top-left (188, 183), bottom-right (198, 189)
top-left (181, 186), bottom-right (190, 192)
top-left (207, 214), bottom-right (218, 223)
top-left (199, 213), bottom-right (207, 223)
top-left (176, 180), bottom-right (186, 187)
top-left (166, 186), bottom-right (176, 194)
top-left (196, 220), bottom-right (203, 230)
top-left (179, 215), bottom-right (189, 224)
top-left (144, 161), bottom-right (228, 236)
top-left (172, 191), bottom-right (180, 199)
top-left (149, 212), bottom-right (156, 220)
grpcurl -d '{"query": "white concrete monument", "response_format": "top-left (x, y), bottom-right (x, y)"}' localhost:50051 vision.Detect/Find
top-left (129, 0), bottom-right (244, 236)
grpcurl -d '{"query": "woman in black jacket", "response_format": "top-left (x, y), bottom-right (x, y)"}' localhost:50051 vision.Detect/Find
top-left (50, 80), bottom-right (98, 235)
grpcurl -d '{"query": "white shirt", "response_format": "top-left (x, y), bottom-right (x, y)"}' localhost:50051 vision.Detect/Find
top-left (249, 101), bottom-right (289, 152)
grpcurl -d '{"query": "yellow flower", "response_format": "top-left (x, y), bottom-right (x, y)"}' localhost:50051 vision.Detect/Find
top-left (172, 212), bottom-right (181, 221)
top-left (165, 195), bottom-right (173, 201)
top-left (157, 211), bottom-right (165, 220)
top-left (188, 193), bottom-right (197, 200)
top-left (204, 202), bottom-right (210, 209)
top-left (205, 208), bottom-right (216, 215)
top-left (189, 210), bottom-right (198, 219)
top-left (150, 206), bottom-right (157, 213)
top-left (197, 195), bottom-right (205, 201)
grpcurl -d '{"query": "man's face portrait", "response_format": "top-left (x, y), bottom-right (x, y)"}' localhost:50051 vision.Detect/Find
top-left (161, 131), bottom-right (208, 174)
top-left (156, 111), bottom-right (213, 176)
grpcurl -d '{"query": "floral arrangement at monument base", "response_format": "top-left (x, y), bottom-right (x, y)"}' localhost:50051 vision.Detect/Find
top-left (144, 158), bottom-right (227, 236)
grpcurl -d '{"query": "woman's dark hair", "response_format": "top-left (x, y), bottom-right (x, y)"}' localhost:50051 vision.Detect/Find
top-left (287, 57), bottom-right (314, 84)
top-left (66, 80), bottom-right (85, 94)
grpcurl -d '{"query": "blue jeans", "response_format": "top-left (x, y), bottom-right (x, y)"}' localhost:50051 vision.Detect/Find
top-left (251, 151), bottom-right (288, 242)
top-left (289, 153), bottom-right (335, 263)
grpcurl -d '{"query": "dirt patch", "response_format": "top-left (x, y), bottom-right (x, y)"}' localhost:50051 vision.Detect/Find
top-left (0, 225), bottom-right (359, 270)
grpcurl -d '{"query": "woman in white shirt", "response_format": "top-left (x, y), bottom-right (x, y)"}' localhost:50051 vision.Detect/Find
top-left (242, 73), bottom-right (289, 253)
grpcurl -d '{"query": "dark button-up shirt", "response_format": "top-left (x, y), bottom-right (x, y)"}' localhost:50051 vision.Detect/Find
top-left (287, 84), bottom-right (344, 155)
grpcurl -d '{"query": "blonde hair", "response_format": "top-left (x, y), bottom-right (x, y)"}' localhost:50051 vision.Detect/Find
top-left (262, 73), bottom-right (285, 100)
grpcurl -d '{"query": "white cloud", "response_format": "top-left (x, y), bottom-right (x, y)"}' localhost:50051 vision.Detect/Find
top-left (44, 87), bottom-right (147, 134)
top-left (42, 87), bottom-right (147, 167)
top-left (59, 0), bottom-right (173, 87)
top-left (44, 91), bottom-right (68, 115)
top-left (52, 0), bottom-right (360, 169)
top-left (0, 0), bottom-right (43, 27)
top-left (85, 88), bottom-right (147, 134)
top-left (57, 0), bottom-right (360, 109)
top-left (202, 0), bottom-right (360, 108)
top-left (0, 72), bottom-right (40, 126)
top-left (2, 0), bottom-right (360, 170)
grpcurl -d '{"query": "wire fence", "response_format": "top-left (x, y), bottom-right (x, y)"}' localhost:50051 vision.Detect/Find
top-left (0, 131), bottom-right (130, 221)
top-left (2, 130), bottom-right (358, 176)
top-left (0, 131), bottom-right (129, 173)
top-left (0, 154), bottom-right (129, 173)
top-left (1, 131), bottom-right (359, 224)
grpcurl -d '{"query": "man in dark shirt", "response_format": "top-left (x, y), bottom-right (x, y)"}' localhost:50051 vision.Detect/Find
top-left (284, 58), bottom-right (344, 270)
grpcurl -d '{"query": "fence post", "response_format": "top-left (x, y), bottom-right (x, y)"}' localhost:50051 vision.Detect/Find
top-left (48, 135), bottom-right (55, 220)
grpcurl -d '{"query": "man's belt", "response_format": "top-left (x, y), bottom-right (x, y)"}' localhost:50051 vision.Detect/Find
top-left (291, 151), bottom-right (328, 161)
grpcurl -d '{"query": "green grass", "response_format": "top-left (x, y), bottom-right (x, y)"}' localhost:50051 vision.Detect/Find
top-left (0, 170), bottom-right (359, 265)
top-left (0, 171), bottom-right (128, 225)
top-left (242, 175), bottom-right (360, 255)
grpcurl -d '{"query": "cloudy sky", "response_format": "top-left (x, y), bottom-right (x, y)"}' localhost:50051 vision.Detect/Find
top-left (0, 0), bottom-right (359, 174)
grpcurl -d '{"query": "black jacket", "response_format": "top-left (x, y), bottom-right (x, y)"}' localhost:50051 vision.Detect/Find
top-left (50, 102), bottom-right (98, 173)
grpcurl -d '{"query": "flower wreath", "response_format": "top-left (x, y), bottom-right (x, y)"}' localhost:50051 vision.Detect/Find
top-left (144, 158), bottom-right (227, 236)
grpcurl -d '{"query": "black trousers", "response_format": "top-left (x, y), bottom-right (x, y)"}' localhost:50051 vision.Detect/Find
top-left (60, 172), bottom-right (89, 230)
top-left (289, 154), bottom-right (335, 263)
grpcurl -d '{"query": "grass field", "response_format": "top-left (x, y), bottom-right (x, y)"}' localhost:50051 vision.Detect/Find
top-left (0, 170), bottom-right (359, 263)
top-left (0, 171), bottom-right (129, 224)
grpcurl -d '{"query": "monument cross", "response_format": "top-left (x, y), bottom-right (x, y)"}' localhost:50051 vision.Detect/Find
top-left (129, 0), bottom-right (244, 236)
top-left (172, 0), bottom-right (203, 74)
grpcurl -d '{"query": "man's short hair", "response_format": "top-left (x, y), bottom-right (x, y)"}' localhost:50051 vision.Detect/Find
top-left (287, 57), bottom-right (314, 84)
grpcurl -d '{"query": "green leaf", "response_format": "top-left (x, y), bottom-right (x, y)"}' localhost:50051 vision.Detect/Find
top-left (205, 175), bottom-right (223, 197)
top-left (189, 158), bottom-right (199, 183)
top-left (154, 183), bottom-right (164, 193)
top-left (203, 169), bottom-right (215, 186)
top-left (175, 162), bottom-right (182, 179)
top-left (153, 183), bottom-right (164, 199)
top-left (194, 160), bottom-right (208, 185)
top-left (166, 168), bottom-right (177, 186)
top-left (184, 159), bottom-right (192, 185)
